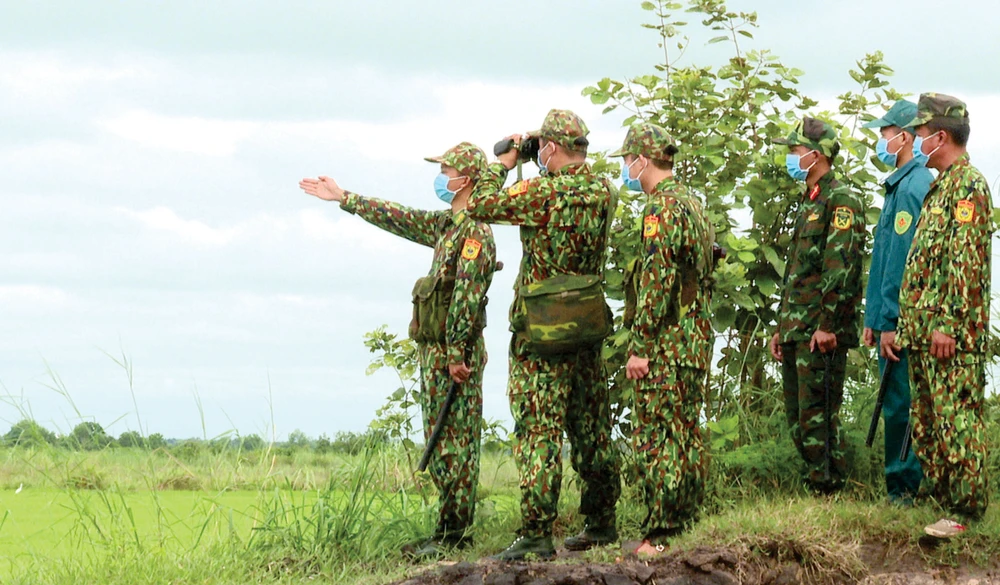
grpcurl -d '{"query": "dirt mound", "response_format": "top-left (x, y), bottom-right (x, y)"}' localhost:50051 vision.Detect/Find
top-left (390, 545), bottom-right (998, 585)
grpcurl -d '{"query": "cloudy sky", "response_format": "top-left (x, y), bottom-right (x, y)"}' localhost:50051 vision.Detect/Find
top-left (2, 0), bottom-right (998, 441)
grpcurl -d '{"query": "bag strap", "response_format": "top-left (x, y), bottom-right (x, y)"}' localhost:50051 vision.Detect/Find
top-left (601, 180), bottom-right (619, 273)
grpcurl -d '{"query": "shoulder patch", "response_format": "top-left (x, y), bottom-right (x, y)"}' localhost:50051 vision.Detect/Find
top-left (832, 206), bottom-right (854, 230)
top-left (507, 180), bottom-right (530, 196)
top-left (955, 200), bottom-right (975, 223)
top-left (461, 238), bottom-right (482, 260)
top-left (643, 214), bottom-right (659, 238)
top-left (894, 210), bottom-right (913, 235)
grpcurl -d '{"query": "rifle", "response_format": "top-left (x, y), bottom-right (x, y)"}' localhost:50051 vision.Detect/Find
top-left (899, 420), bottom-right (913, 462)
top-left (865, 360), bottom-right (895, 447)
top-left (417, 261), bottom-right (503, 472)
top-left (823, 352), bottom-right (834, 484)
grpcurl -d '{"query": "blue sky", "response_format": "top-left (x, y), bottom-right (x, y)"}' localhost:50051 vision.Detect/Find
top-left (2, 0), bottom-right (998, 441)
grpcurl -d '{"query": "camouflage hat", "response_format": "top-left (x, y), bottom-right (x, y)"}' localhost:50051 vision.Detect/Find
top-left (773, 116), bottom-right (840, 158)
top-left (862, 100), bottom-right (919, 134)
top-left (903, 92), bottom-right (969, 128)
top-left (608, 122), bottom-right (676, 158)
top-left (527, 109), bottom-right (590, 152)
top-left (424, 141), bottom-right (487, 181)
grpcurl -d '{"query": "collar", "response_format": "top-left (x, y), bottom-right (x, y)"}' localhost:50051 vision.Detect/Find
top-left (548, 161), bottom-right (590, 177)
top-left (805, 172), bottom-right (834, 201)
top-left (652, 175), bottom-right (681, 193)
top-left (884, 158), bottom-right (922, 188)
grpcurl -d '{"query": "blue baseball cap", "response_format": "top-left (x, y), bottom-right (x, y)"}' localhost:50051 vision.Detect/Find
top-left (862, 100), bottom-right (918, 134)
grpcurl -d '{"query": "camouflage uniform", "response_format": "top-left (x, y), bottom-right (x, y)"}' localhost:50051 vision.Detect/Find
top-left (774, 118), bottom-right (867, 492)
top-left (897, 94), bottom-right (993, 521)
top-left (340, 143), bottom-right (497, 539)
top-left (861, 100), bottom-right (931, 500)
top-left (466, 110), bottom-right (620, 539)
top-left (612, 123), bottom-right (714, 539)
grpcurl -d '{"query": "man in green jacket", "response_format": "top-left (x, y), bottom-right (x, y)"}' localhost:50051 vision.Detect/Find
top-left (300, 142), bottom-right (496, 558)
top-left (861, 99), bottom-right (931, 503)
top-left (770, 117), bottom-right (867, 494)
top-left (897, 93), bottom-right (993, 539)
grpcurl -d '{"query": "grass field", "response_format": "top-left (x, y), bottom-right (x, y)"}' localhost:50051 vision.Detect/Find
top-left (0, 439), bottom-right (996, 585)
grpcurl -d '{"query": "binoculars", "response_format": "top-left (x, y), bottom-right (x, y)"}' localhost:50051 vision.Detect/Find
top-left (493, 136), bottom-right (540, 163)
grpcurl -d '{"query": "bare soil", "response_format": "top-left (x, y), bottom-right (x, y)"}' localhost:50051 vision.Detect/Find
top-left (390, 542), bottom-right (999, 585)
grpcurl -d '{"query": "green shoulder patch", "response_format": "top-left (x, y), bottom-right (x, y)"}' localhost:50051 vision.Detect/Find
top-left (894, 210), bottom-right (913, 234)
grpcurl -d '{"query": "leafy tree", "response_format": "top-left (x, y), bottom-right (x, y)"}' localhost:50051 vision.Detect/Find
top-left (314, 433), bottom-right (332, 454)
top-left (286, 429), bottom-right (311, 449)
top-left (584, 0), bottom-right (902, 443)
top-left (71, 421), bottom-right (114, 450)
top-left (3, 419), bottom-right (57, 447)
top-left (146, 433), bottom-right (167, 449)
top-left (118, 430), bottom-right (144, 448)
top-left (240, 433), bottom-right (266, 451)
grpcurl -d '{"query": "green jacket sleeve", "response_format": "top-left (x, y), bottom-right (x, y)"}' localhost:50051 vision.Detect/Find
top-left (445, 222), bottom-right (496, 364)
top-left (818, 195), bottom-right (865, 331)
top-left (875, 173), bottom-right (931, 331)
top-left (340, 191), bottom-right (443, 248)
top-left (628, 202), bottom-right (681, 358)
top-left (466, 163), bottom-right (550, 226)
top-left (935, 180), bottom-right (993, 337)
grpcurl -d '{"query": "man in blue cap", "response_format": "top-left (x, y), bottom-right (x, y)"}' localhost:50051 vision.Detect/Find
top-left (860, 100), bottom-right (932, 504)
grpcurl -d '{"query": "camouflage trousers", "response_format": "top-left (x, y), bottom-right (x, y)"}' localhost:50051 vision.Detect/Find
top-left (909, 351), bottom-right (989, 521)
top-left (418, 336), bottom-right (485, 538)
top-left (632, 365), bottom-right (708, 538)
top-left (876, 349), bottom-right (922, 500)
top-left (508, 334), bottom-right (621, 538)
top-left (780, 342), bottom-right (848, 492)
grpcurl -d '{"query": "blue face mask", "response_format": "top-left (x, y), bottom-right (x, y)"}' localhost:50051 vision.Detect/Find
top-left (536, 142), bottom-right (552, 174)
top-left (434, 173), bottom-right (460, 204)
top-left (875, 131), bottom-right (904, 167)
top-left (622, 157), bottom-right (644, 191)
top-left (911, 132), bottom-right (941, 168)
top-left (785, 151), bottom-right (815, 182)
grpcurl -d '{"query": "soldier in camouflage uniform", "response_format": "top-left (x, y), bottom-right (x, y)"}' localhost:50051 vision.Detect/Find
top-left (466, 109), bottom-right (621, 560)
top-left (861, 100), bottom-right (930, 503)
top-left (299, 143), bottom-right (497, 558)
top-left (611, 122), bottom-right (714, 555)
top-left (769, 117), bottom-right (866, 494)
top-left (897, 93), bottom-right (993, 539)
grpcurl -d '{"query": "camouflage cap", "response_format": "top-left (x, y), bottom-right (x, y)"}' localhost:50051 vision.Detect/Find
top-left (608, 122), bottom-right (677, 158)
top-left (773, 116), bottom-right (840, 158)
top-left (904, 92), bottom-right (969, 128)
top-left (862, 100), bottom-right (919, 134)
top-left (423, 141), bottom-right (487, 181)
top-left (527, 109), bottom-right (590, 152)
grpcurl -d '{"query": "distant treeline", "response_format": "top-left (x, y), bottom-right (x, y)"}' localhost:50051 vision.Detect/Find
top-left (1, 419), bottom-right (389, 455)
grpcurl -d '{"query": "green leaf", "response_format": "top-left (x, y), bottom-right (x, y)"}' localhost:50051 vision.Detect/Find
top-left (640, 0), bottom-right (656, 9)
top-left (708, 35), bottom-right (728, 44)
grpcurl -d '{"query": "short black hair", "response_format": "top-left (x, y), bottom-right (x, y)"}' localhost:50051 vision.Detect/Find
top-left (927, 117), bottom-right (970, 147)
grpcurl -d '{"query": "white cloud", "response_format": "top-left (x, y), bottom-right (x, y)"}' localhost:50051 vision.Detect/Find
top-left (100, 110), bottom-right (259, 156)
top-left (0, 285), bottom-right (73, 307)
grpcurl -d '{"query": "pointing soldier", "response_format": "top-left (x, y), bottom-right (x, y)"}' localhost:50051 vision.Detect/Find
top-left (769, 117), bottom-right (867, 494)
top-left (897, 93), bottom-right (993, 539)
top-left (611, 122), bottom-right (714, 555)
top-left (467, 109), bottom-right (621, 561)
top-left (299, 142), bottom-right (497, 558)
top-left (861, 100), bottom-right (931, 503)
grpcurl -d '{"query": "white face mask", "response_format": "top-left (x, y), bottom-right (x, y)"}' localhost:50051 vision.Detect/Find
top-left (537, 141), bottom-right (553, 173)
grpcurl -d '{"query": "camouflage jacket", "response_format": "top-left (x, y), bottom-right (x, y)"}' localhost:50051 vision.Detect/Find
top-left (898, 154), bottom-right (994, 354)
top-left (466, 162), bottom-right (614, 331)
top-left (624, 177), bottom-right (713, 370)
top-left (776, 172), bottom-right (866, 347)
top-left (340, 192), bottom-right (496, 366)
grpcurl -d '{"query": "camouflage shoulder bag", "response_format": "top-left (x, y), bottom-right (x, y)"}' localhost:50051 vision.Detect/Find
top-left (409, 274), bottom-right (457, 344)
top-left (518, 189), bottom-right (617, 355)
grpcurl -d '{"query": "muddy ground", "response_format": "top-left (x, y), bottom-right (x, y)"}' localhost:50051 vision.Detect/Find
top-left (391, 542), bottom-right (999, 585)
